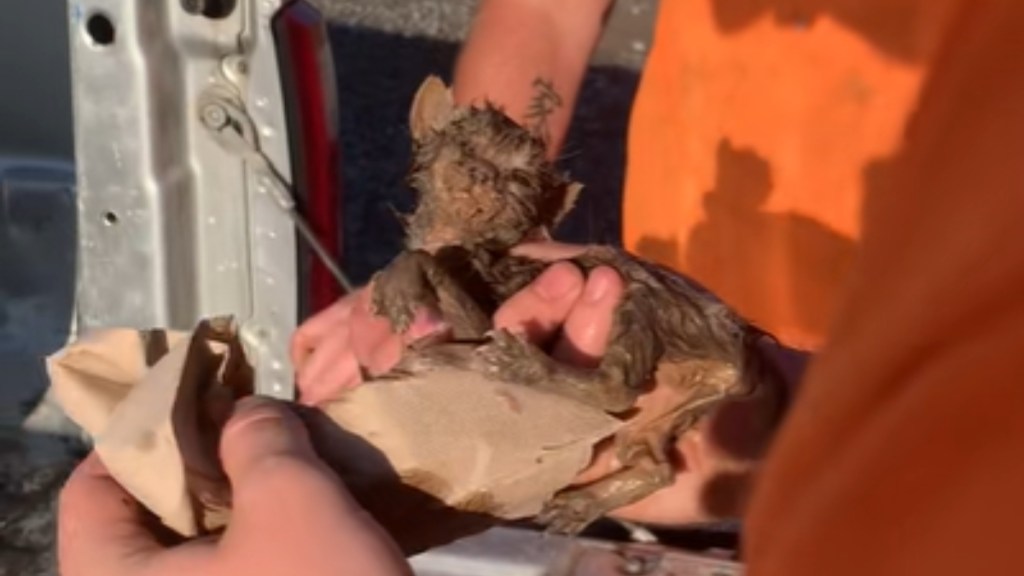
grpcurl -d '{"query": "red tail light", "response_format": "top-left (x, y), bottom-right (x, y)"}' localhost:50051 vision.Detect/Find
top-left (272, 1), bottom-right (345, 319)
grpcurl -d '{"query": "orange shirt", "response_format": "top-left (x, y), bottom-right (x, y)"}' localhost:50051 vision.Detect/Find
top-left (627, 1), bottom-right (1024, 573)
top-left (622, 0), bottom-right (961, 350)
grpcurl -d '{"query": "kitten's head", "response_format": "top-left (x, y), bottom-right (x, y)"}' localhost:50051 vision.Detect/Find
top-left (399, 76), bottom-right (581, 253)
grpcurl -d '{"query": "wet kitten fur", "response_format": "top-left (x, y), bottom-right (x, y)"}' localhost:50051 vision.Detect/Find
top-left (369, 76), bottom-right (785, 534)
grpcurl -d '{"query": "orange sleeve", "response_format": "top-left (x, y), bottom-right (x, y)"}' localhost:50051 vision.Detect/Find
top-left (744, 1), bottom-right (1024, 574)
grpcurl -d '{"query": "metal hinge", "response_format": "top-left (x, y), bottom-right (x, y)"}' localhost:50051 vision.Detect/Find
top-left (197, 85), bottom-right (355, 293)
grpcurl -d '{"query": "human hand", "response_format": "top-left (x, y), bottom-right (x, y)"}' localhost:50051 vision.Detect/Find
top-left (290, 287), bottom-right (449, 405)
top-left (58, 397), bottom-right (411, 576)
top-left (569, 366), bottom-right (790, 525)
top-left (504, 242), bottom-right (800, 526)
top-left (289, 243), bottom-right (622, 405)
top-left (291, 239), bottom-right (797, 525)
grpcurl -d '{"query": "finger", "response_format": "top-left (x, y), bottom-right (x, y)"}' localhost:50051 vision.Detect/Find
top-left (219, 396), bottom-right (362, 525)
top-left (571, 431), bottom-right (709, 526)
top-left (551, 266), bottom-right (625, 366)
top-left (58, 453), bottom-right (161, 576)
top-left (608, 431), bottom-right (713, 525)
top-left (219, 398), bottom-right (408, 570)
top-left (299, 353), bottom-right (361, 406)
top-left (570, 436), bottom-right (621, 485)
top-left (345, 301), bottom-right (408, 377)
top-left (290, 293), bottom-right (359, 368)
top-left (510, 241), bottom-right (588, 262)
top-left (360, 307), bottom-right (451, 377)
top-left (493, 262), bottom-right (585, 344)
top-left (296, 326), bottom-right (362, 405)
top-left (219, 397), bottom-right (358, 520)
top-left (219, 397), bottom-right (322, 483)
top-left (349, 292), bottom-right (449, 347)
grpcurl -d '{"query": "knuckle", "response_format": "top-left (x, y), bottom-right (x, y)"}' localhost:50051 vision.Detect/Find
top-left (223, 399), bottom-right (295, 439)
top-left (233, 454), bottom-right (334, 506)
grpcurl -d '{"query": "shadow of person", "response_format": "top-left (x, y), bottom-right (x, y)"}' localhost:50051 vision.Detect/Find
top-left (709, 0), bottom-right (938, 64)
top-left (670, 139), bottom-right (858, 347)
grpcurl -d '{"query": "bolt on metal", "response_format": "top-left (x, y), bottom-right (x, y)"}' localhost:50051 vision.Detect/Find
top-left (196, 87), bottom-right (355, 294)
top-left (201, 103), bottom-right (229, 130)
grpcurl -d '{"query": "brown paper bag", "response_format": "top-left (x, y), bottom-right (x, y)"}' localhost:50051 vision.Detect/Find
top-left (47, 317), bottom-right (622, 554)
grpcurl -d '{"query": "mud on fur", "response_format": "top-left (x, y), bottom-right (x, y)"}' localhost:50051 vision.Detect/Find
top-left (369, 75), bottom-right (788, 535)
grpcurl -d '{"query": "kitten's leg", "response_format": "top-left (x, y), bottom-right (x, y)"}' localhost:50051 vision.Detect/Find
top-left (535, 427), bottom-right (675, 535)
top-left (370, 250), bottom-right (491, 339)
top-left (475, 298), bottom-right (662, 412)
top-left (535, 389), bottom-right (723, 535)
top-left (538, 463), bottom-right (674, 536)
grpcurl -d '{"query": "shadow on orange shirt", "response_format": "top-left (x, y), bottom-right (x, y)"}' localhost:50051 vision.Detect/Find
top-left (622, 0), bottom-right (962, 350)
top-left (635, 139), bottom-right (859, 345)
top-left (625, 1), bottom-right (1024, 574)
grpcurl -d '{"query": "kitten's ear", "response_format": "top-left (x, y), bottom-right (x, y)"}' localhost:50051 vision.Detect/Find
top-left (409, 75), bottom-right (455, 141)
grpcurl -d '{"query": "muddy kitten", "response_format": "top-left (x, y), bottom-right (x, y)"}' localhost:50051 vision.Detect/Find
top-left (368, 76), bottom-right (786, 534)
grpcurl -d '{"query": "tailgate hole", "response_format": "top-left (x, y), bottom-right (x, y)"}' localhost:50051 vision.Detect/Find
top-left (85, 13), bottom-right (116, 47)
top-left (103, 211), bottom-right (120, 226)
top-left (181, 0), bottom-right (237, 19)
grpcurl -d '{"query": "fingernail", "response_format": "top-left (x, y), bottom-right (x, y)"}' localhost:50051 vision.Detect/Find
top-left (534, 264), bottom-right (580, 300)
top-left (584, 268), bottom-right (616, 303)
top-left (222, 396), bottom-right (313, 465)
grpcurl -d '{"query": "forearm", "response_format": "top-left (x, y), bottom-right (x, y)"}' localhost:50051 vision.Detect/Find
top-left (453, 0), bottom-right (612, 157)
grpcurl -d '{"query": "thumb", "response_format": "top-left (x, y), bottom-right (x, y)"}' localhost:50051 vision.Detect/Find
top-left (217, 395), bottom-right (378, 524)
top-left (217, 397), bottom-right (411, 574)
top-left (219, 396), bottom-right (321, 485)
top-left (217, 396), bottom-right (372, 539)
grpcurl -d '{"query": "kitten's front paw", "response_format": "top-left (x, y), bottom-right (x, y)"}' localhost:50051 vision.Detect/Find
top-left (535, 489), bottom-right (603, 536)
top-left (476, 328), bottom-right (550, 382)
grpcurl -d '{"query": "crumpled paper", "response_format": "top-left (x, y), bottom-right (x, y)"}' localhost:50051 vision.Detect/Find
top-left (47, 317), bottom-right (622, 554)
